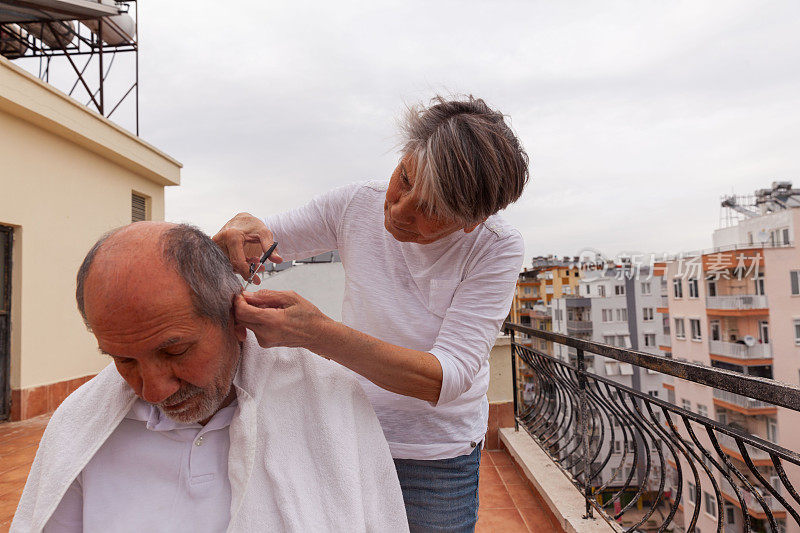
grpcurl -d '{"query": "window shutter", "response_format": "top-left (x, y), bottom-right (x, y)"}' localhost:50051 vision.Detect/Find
top-left (132, 193), bottom-right (147, 222)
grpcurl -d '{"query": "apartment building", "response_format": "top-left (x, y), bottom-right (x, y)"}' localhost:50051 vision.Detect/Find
top-left (666, 182), bottom-right (800, 533)
top-left (509, 256), bottom-right (582, 354)
top-left (550, 265), bottom-right (668, 492)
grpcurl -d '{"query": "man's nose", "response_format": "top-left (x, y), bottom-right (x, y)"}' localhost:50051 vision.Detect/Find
top-left (390, 194), bottom-right (416, 225)
top-left (139, 363), bottom-right (180, 404)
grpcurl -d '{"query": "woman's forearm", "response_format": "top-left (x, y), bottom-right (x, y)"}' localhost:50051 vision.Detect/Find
top-left (311, 320), bottom-right (444, 404)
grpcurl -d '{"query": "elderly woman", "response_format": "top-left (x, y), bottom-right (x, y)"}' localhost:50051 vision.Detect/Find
top-left (214, 95), bottom-right (529, 532)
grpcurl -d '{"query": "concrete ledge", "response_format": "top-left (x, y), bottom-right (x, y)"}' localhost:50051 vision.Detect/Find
top-left (499, 428), bottom-right (621, 533)
top-left (0, 56), bottom-right (181, 186)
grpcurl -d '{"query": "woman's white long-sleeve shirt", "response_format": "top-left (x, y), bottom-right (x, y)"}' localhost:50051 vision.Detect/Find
top-left (265, 181), bottom-right (524, 460)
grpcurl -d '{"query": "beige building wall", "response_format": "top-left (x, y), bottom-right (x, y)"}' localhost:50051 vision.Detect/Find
top-left (0, 57), bottom-right (180, 419)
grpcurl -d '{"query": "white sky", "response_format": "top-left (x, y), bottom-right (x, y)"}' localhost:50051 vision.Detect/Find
top-left (24, 1), bottom-right (800, 264)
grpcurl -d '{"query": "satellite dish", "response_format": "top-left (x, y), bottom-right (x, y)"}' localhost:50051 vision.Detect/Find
top-left (756, 230), bottom-right (769, 243)
top-left (743, 335), bottom-right (756, 347)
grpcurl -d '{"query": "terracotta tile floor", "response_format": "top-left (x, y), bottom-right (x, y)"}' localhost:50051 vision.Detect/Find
top-left (477, 449), bottom-right (563, 532)
top-left (0, 417), bottom-right (561, 532)
top-left (0, 415), bottom-right (50, 532)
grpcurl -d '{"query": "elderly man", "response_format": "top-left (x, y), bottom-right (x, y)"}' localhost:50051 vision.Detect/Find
top-left (12, 222), bottom-right (408, 533)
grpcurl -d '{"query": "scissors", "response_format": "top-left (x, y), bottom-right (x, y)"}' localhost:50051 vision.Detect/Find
top-left (242, 241), bottom-right (279, 291)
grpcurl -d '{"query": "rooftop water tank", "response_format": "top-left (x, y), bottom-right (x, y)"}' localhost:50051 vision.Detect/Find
top-left (0, 24), bottom-right (28, 59)
top-left (82, 0), bottom-right (135, 45)
top-left (20, 20), bottom-right (76, 49)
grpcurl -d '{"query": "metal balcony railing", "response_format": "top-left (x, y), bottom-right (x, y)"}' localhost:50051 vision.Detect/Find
top-left (706, 295), bottom-right (768, 310)
top-left (709, 340), bottom-right (772, 360)
top-left (505, 321), bottom-right (800, 533)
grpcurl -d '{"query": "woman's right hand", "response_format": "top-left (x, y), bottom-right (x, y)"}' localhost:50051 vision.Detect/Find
top-left (212, 213), bottom-right (283, 282)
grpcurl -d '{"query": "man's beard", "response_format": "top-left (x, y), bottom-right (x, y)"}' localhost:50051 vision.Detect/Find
top-left (155, 350), bottom-right (240, 424)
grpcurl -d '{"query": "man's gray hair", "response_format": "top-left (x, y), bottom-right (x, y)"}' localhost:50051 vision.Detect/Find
top-left (76, 224), bottom-right (241, 329)
top-left (401, 95), bottom-right (530, 226)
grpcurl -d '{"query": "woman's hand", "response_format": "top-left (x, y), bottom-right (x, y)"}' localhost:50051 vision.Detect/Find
top-left (213, 213), bottom-right (283, 283)
top-left (234, 290), bottom-right (333, 351)
top-left (235, 289), bottom-right (443, 403)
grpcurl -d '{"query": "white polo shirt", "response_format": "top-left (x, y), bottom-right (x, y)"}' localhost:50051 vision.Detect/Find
top-left (44, 399), bottom-right (238, 532)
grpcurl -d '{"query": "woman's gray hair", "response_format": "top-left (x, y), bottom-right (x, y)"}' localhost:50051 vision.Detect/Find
top-left (400, 95), bottom-right (530, 225)
top-left (76, 224), bottom-right (241, 329)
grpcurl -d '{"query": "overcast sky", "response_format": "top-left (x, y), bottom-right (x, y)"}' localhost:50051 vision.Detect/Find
top-left (39, 1), bottom-right (800, 263)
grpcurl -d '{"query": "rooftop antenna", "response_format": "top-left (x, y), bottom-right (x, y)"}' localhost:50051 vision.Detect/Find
top-left (0, 0), bottom-right (140, 135)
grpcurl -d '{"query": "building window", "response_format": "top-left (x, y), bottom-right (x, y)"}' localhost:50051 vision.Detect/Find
top-left (725, 503), bottom-right (736, 524)
top-left (674, 318), bottom-right (685, 339)
top-left (697, 404), bottom-right (708, 418)
top-left (643, 308), bottom-right (654, 321)
top-left (673, 279), bottom-right (683, 298)
top-left (603, 335), bottom-right (616, 346)
top-left (648, 390), bottom-right (658, 398)
top-left (644, 334), bottom-right (656, 347)
top-left (690, 319), bottom-right (702, 341)
top-left (599, 285), bottom-right (606, 297)
top-left (767, 419), bottom-right (778, 443)
top-left (688, 278), bottom-right (699, 298)
top-left (616, 308), bottom-right (628, 322)
top-left (707, 279), bottom-right (717, 297)
top-left (602, 309), bottom-right (612, 322)
top-left (791, 271), bottom-right (800, 296)
top-left (794, 319), bottom-right (800, 346)
top-left (755, 273), bottom-right (765, 296)
top-left (615, 285), bottom-right (625, 296)
top-left (688, 482), bottom-right (697, 504)
top-left (641, 282), bottom-right (651, 295)
top-left (682, 399), bottom-right (692, 412)
top-left (704, 492), bottom-right (717, 518)
top-left (131, 192), bottom-right (149, 222)
top-left (772, 227), bottom-right (791, 246)
top-left (710, 320), bottom-right (721, 341)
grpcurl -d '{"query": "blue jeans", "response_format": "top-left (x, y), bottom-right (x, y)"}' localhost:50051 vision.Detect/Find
top-left (393, 445), bottom-right (481, 532)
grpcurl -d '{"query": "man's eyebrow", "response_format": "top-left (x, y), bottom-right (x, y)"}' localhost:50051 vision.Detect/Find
top-left (155, 337), bottom-right (185, 351)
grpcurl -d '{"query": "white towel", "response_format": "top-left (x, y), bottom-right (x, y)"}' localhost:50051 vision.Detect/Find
top-left (12, 333), bottom-right (409, 532)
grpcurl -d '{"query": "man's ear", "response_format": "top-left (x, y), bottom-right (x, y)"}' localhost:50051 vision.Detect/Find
top-left (234, 323), bottom-right (248, 342)
top-left (231, 308), bottom-right (247, 342)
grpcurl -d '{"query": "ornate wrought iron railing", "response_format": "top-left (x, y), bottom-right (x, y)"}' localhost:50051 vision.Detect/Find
top-left (504, 321), bottom-right (800, 533)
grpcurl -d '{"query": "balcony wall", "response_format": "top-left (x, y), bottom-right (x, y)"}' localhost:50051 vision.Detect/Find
top-left (709, 339), bottom-right (772, 360)
top-left (706, 294), bottom-right (769, 310)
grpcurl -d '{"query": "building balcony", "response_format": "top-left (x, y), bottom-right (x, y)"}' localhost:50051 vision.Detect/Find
top-left (709, 339), bottom-right (772, 363)
top-left (566, 320), bottom-right (592, 334)
top-left (706, 294), bottom-right (768, 315)
top-left (715, 432), bottom-right (772, 466)
top-left (712, 388), bottom-right (777, 415)
top-left (657, 333), bottom-right (671, 349)
top-left (564, 296), bottom-right (591, 308)
top-left (503, 321), bottom-right (799, 531)
top-left (719, 477), bottom-right (786, 519)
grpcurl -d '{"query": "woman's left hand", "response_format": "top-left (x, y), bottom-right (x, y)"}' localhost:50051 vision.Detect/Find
top-left (234, 290), bottom-right (334, 351)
